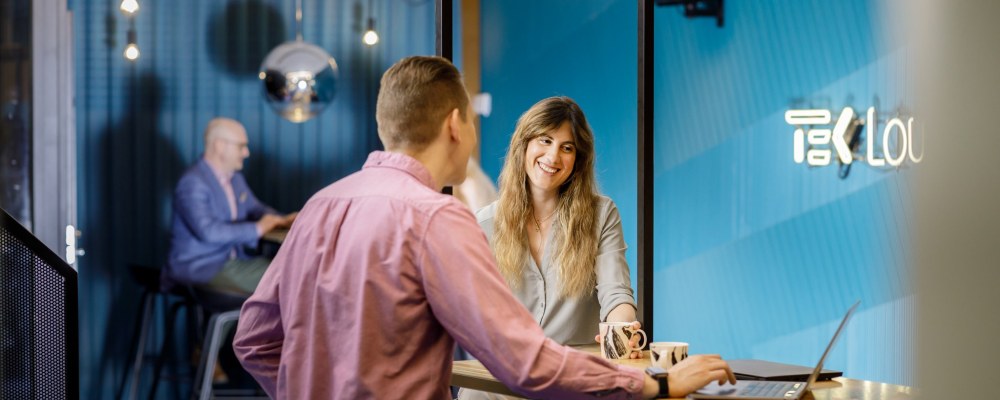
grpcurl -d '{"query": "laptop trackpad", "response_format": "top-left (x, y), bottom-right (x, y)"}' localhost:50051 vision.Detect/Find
top-left (691, 381), bottom-right (744, 397)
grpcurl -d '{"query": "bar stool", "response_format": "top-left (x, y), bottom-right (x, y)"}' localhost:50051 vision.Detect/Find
top-left (117, 264), bottom-right (200, 400)
top-left (189, 286), bottom-right (249, 400)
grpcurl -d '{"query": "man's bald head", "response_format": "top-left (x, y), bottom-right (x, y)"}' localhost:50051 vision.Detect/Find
top-left (203, 117), bottom-right (250, 173)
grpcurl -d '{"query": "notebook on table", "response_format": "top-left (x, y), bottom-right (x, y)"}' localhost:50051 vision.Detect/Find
top-left (687, 301), bottom-right (859, 400)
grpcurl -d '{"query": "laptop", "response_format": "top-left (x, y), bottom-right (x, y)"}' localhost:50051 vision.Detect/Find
top-left (688, 301), bottom-right (860, 399)
top-left (729, 359), bottom-right (841, 382)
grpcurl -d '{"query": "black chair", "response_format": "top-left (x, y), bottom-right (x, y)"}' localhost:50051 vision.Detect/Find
top-left (0, 207), bottom-right (78, 399)
top-left (117, 264), bottom-right (200, 400)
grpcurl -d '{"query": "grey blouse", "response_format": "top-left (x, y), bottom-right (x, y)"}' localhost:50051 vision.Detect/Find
top-left (475, 195), bottom-right (637, 346)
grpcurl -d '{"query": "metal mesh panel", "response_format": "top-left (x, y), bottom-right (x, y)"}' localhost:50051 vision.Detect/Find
top-left (0, 218), bottom-right (73, 399)
top-left (1, 226), bottom-right (35, 399)
top-left (34, 260), bottom-right (68, 399)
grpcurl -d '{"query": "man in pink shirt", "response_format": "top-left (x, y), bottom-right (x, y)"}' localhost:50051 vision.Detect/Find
top-left (233, 56), bottom-right (735, 399)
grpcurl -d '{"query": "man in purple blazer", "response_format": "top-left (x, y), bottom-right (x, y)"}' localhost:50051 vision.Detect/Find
top-left (165, 118), bottom-right (296, 295)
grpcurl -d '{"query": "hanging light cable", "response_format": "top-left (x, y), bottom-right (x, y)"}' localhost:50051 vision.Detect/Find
top-left (363, 0), bottom-right (379, 46)
top-left (295, 0), bottom-right (303, 41)
top-left (120, 0), bottom-right (139, 61)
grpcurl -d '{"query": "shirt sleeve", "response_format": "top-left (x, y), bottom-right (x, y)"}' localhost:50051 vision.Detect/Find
top-left (595, 198), bottom-right (637, 322)
top-left (232, 261), bottom-right (285, 398)
top-left (419, 201), bottom-right (646, 399)
top-left (174, 175), bottom-right (260, 246)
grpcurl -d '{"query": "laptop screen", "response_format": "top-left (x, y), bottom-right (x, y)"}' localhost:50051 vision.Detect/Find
top-left (804, 301), bottom-right (861, 389)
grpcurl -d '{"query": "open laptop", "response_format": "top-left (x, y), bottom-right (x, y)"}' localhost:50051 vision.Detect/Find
top-left (688, 301), bottom-right (860, 399)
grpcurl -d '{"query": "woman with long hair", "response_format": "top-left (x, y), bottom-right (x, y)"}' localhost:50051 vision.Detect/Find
top-left (458, 96), bottom-right (641, 399)
top-left (490, 95), bottom-right (640, 335)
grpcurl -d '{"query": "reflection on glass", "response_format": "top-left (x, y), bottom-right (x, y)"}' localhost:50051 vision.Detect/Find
top-left (0, 0), bottom-right (33, 228)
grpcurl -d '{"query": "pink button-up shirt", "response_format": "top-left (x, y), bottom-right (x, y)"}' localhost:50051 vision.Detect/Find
top-left (234, 151), bottom-right (645, 399)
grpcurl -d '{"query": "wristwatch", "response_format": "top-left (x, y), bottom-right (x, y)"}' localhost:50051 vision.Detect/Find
top-left (645, 365), bottom-right (670, 398)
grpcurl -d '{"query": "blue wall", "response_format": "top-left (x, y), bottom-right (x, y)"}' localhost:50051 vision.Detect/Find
top-left (482, 0), bottom-right (913, 386)
top-left (73, 0), bottom-right (435, 397)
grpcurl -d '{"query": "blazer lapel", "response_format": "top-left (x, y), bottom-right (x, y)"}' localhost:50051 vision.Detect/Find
top-left (197, 160), bottom-right (231, 219)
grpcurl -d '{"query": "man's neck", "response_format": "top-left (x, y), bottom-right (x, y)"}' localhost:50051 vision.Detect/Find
top-left (203, 157), bottom-right (233, 179)
top-left (391, 147), bottom-right (448, 192)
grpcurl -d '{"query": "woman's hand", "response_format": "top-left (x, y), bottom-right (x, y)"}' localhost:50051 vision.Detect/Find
top-left (594, 320), bottom-right (645, 359)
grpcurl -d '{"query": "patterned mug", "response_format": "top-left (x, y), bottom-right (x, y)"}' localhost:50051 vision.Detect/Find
top-left (650, 342), bottom-right (689, 368)
top-left (598, 322), bottom-right (647, 360)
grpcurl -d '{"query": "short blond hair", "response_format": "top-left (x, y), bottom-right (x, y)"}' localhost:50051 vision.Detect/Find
top-left (375, 56), bottom-right (469, 151)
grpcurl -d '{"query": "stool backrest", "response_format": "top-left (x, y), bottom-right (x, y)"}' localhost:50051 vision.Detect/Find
top-left (0, 207), bottom-right (79, 399)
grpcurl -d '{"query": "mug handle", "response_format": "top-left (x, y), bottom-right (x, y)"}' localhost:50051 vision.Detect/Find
top-left (628, 328), bottom-right (647, 350)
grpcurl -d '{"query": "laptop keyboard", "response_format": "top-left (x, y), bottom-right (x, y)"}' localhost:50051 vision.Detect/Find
top-left (741, 382), bottom-right (802, 398)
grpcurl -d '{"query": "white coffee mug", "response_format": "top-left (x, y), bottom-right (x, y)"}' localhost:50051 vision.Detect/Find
top-left (598, 322), bottom-right (647, 360)
top-left (650, 341), bottom-right (689, 368)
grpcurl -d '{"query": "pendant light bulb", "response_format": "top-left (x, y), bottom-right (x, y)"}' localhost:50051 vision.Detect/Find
top-left (363, 18), bottom-right (379, 46)
top-left (124, 43), bottom-right (140, 61)
top-left (120, 0), bottom-right (139, 15)
top-left (124, 29), bottom-right (139, 61)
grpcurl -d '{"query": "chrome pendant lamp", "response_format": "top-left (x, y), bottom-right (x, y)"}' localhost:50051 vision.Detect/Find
top-left (259, 0), bottom-right (339, 123)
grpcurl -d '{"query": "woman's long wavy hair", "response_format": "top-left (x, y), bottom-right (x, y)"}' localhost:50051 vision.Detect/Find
top-left (493, 96), bottom-right (599, 299)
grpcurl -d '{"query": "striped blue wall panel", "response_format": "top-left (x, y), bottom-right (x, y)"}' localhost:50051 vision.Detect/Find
top-left (652, 0), bottom-right (913, 386)
top-left (73, 0), bottom-right (435, 397)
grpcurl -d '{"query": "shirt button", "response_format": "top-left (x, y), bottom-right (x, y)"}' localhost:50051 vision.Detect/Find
top-left (628, 382), bottom-right (635, 390)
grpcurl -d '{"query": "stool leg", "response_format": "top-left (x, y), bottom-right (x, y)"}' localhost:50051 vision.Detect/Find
top-left (130, 293), bottom-right (156, 400)
top-left (194, 310), bottom-right (241, 400)
top-left (148, 296), bottom-right (185, 400)
top-left (123, 291), bottom-right (154, 400)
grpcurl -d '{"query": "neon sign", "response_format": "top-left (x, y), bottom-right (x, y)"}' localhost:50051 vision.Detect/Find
top-left (785, 107), bottom-right (924, 168)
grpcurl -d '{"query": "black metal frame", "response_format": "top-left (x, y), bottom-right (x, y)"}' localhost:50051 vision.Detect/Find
top-left (0, 207), bottom-right (79, 399)
top-left (638, 0), bottom-right (655, 340)
top-left (437, 0), bottom-right (454, 196)
top-left (436, 0), bottom-right (453, 61)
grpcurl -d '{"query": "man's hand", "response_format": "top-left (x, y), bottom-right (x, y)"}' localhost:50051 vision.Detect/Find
top-left (664, 354), bottom-right (736, 397)
top-left (256, 214), bottom-right (285, 233)
top-left (279, 212), bottom-right (298, 228)
top-left (593, 320), bottom-right (645, 359)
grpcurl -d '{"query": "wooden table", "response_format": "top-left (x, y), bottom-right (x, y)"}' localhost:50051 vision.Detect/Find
top-left (451, 345), bottom-right (916, 399)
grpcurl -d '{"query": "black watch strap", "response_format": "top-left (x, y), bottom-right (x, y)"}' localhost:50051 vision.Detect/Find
top-left (645, 366), bottom-right (670, 398)
top-left (655, 374), bottom-right (669, 398)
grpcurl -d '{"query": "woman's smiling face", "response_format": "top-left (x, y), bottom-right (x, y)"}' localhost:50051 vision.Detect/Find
top-left (523, 121), bottom-right (576, 195)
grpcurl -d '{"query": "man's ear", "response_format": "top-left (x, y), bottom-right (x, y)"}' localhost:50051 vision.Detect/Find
top-left (447, 108), bottom-right (462, 142)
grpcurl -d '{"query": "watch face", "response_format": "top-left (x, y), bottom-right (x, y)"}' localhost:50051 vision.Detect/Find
top-left (645, 365), bottom-right (668, 377)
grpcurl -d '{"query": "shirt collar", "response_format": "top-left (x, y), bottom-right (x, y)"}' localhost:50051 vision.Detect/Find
top-left (363, 151), bottom-right (437, 190)
top-left (203, 157), bottom-right (234, 184)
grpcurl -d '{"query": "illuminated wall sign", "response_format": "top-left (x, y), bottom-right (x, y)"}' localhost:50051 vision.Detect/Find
top-left (785, 107), bottom-right (924, 168)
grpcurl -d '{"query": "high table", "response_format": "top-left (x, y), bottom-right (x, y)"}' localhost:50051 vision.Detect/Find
top-left (451, 345), bottom-right (915, 400)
